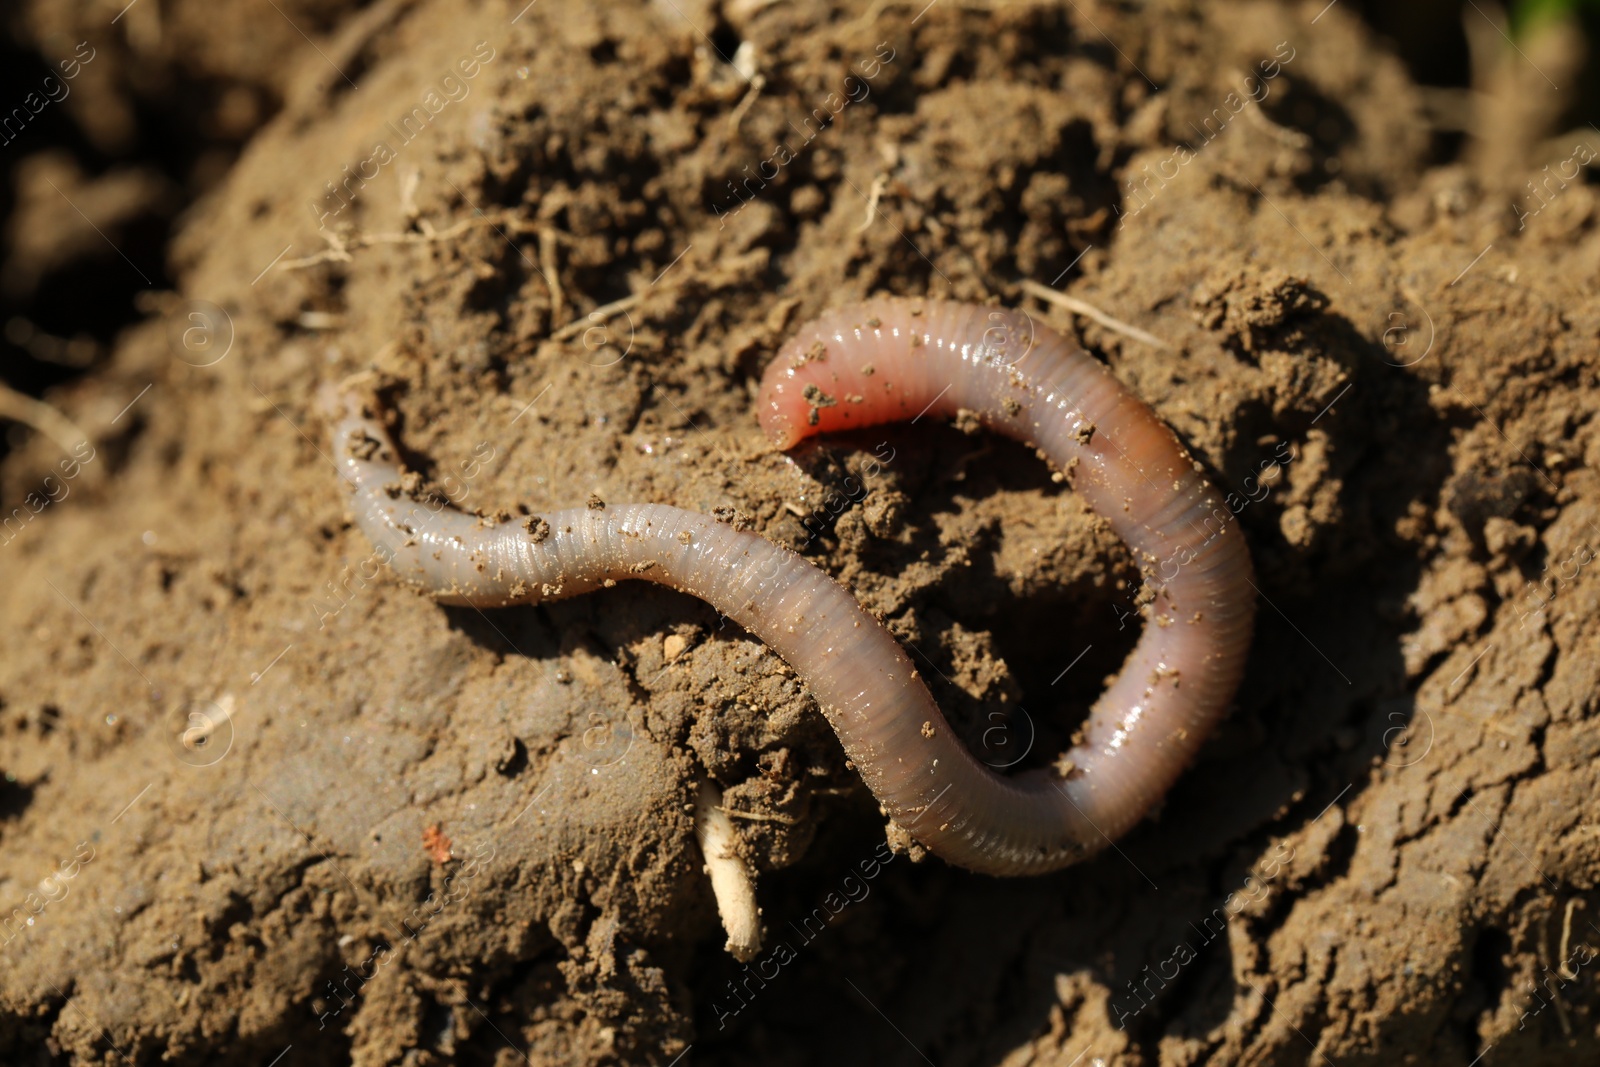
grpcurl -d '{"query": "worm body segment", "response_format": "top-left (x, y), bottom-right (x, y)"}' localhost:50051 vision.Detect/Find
top-left (757, 298), bottom-right (1254, 871)
top-left (331, 298), bottom-right (1253, 876)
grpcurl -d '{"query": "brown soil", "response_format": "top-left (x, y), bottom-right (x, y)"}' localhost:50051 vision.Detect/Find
top-left (3, 0), bottom-right (1600, 1064)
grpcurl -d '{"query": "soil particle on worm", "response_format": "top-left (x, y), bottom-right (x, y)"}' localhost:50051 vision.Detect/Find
top-left (2, 0), bottom-right (1600, 1064)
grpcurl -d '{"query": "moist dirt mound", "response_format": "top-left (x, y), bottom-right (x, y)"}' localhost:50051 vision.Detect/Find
top-left (3, 0), bottom-right (1600, 1064)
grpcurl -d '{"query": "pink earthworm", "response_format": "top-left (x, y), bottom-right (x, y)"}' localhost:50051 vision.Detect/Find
top-left (328, 298), bottom-right (1253, 876)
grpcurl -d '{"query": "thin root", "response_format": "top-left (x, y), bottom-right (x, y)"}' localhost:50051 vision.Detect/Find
top-left (1019, 278), bottom-right (1172, 350)
top-left (857, 173), bottom-right (889, 233)
top-left (727, 72), bottom-right (766, 133)
top-left (1241, 90), bottom-right (1312, 149)
top-left (278, 215), bottom-right (520, 271)
top-left (0, 382), bottom-right (93, 458)
top-left (541, 227), bottom-right (565, 328)
top-left (719, 805), bottom-right (799, 826)
top-left (398, 167), bottom-right (423, 225)
top-left (550, 291), bottom-right (648, 342)
top-left (1559, 897), bottom-right (1584, 979)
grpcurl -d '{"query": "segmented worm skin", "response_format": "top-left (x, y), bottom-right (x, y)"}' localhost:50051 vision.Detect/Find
top-left (757, 298), bottom-right (1254, 872)
top-left (330, 298), bottom-right (1253, 877)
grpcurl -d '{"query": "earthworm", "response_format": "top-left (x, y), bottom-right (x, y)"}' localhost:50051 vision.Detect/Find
top-left (328, 297), bottom-right (1253, 876)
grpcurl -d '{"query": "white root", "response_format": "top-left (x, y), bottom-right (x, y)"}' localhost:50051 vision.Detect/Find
top-left (1019, 277), bottom-right (1172, 350)
top-left (0, 382), bottom-right (93, 459)
top-left (693, 781), bottom-right (762, 962)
